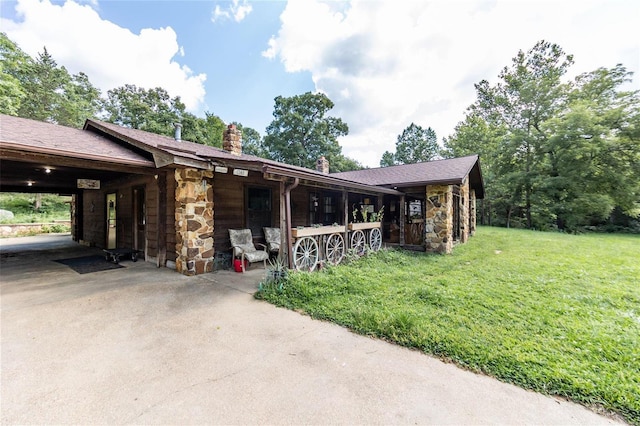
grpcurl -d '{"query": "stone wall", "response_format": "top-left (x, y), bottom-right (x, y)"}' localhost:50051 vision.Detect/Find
top-left (175, 168), bottom-right (214, 275)
top-left (425, 184), bottom-right (453, 254)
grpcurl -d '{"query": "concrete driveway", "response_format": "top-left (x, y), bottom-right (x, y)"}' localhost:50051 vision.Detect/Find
top-left (1, 235), bottom-right (622, 425)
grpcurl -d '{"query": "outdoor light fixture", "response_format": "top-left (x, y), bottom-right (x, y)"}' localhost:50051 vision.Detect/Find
top-left (27, 181), bottom-right (33, 186)
top-left (44, 168), bottom-right (51, 174)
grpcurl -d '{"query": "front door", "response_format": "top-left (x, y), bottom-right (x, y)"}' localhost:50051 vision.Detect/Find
top-left (106, 193), bottom-right (117, 249)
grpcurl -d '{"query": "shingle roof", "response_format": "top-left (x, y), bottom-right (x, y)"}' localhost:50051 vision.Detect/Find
top-left (332, 155), bottom-right (484, 197)
top-left (0, 114), bottom-right (154, 167)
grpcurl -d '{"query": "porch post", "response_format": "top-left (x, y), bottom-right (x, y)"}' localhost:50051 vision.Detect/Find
top-left (343, 190), bottom-right (349, 247)
top-left (157, 171), bottom-right (167, 267)
top-left (399, 194), bottom-right (405, 246)
top-left (425, 184), bottom-right (453, 254)
top-left (174, 168), bottom-right (214, 275)
top-left (279, 180), bottom-right (287, 262)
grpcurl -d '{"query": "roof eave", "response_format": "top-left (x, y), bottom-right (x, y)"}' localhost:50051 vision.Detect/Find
top-left (262, 164), bottom-right (404, 195)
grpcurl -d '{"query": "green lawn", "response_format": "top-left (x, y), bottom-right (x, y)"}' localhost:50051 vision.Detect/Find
top-left (257, 227), bottom-right (640, 424)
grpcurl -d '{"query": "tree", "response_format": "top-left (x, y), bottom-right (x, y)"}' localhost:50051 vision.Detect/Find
top-left (57, 71), bottom-right (101, 128)
top-left (380, 123), bottom-right (439, 166)
top-left (1, 35), bottom-right (100, 127)
top-left (263, 92), bottom-right (348, 170)
top-left (232, 122), bottom-right (268, 157)
top-left (17, 48), bottom-right (69, 123)
top-left (181, 112), bottom-right (226, 147)
top-left (468, 40), bottom-right (574, 228)
top-left (101, 84), bottom-right (185, 136)
top-left (0, 33), bottom-right (31, 115)
top-left (445, 40), bottom-right (640, 232)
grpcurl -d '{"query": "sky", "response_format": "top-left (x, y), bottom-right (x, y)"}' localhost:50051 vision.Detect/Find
top-left (2, 0), bottom-right (639, 168)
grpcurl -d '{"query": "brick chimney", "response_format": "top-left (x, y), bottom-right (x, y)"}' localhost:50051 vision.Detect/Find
top-left (316, 156), bottom-right (329, 174)
top-left (223, 124), bottom-right (242, 156)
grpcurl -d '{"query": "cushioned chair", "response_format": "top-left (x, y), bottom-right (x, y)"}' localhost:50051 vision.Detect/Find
top-left (263, 227), bottom-right (281, 257)
top-left (229, 229), bottom-right (269, 272)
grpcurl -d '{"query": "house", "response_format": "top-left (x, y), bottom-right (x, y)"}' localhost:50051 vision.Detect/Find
top-left (0, 114), bottom-right (484, 276)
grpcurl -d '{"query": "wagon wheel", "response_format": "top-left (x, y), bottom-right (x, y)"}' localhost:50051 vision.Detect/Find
top-left (293, 236), bottom-right (319, 271)
top-left (325, 233), bottom-right (345, 265)
top-left (350, 230), bottom-right (366, 255)
top-left (369, 227), bottom-right (382, 251)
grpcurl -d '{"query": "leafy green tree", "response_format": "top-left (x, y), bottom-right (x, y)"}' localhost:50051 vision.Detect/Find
top-left (17, 48), bottom-right (70, 123)
top-left (263, 92), bottom-right (348, 170)
top-left (181, 112), bottom-right (225, 147)
top-left (57, 71), bottom-right (101, 128)
top-left (446, 40), bottom-right (640, 232)
top-left (0, 33), bottom-right (31, 115)
top-left (330, 153), bottom-right (364, 172)
top-left (1, 35), bottom-right (100, 126)
top-left (232, 122), bottom-right (267, 157)
top-left (101, 84), bottom-right (185, 136)
top-left (469, 41), bottom-right (574, 228)
top-left (380, 123), bottom-right (439, 166)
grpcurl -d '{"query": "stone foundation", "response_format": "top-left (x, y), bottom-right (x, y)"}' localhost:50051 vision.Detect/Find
top-left (425, 184), bottom-right (453, 254)
top-left (175, 168), bottom-right (214, 275)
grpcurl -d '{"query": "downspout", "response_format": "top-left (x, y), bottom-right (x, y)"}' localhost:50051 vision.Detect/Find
top-left (284, 177), bottom-right (300, 268)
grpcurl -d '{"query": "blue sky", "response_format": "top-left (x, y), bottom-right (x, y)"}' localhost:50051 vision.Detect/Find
top-left (2, 0), bottom-right (639, 167)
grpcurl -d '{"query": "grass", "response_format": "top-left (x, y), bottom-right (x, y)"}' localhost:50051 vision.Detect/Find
top-left (0, 193), bottom-right (70, 224)
top-left (257, 227), bottom-right (640, 424)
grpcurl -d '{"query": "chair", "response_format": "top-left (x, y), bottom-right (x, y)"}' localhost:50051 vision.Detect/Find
top-left (229, 229), bottom-right (269, 272)
top-left (263, 227), bottom-right (281, 257)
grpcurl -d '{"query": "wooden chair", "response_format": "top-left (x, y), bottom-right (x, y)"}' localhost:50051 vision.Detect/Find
top-left (229, 229), bottom-right (269, 272)
top-left (263, 227), bottom-right (281, 257)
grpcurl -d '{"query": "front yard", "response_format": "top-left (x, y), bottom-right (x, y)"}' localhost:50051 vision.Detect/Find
top-left (257, 227), bottom-right (640, 424)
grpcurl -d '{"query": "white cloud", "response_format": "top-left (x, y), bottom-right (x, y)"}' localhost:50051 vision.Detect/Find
top-left (1, 0), bottom-right (206, 112)
top-left (264, 0), bottom-right (640, 168)
top-left (212, 0), bottom-right (253, 23)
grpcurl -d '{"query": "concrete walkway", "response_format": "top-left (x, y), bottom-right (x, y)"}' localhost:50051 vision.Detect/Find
top-left (1, 235), bottom-right (623, 424)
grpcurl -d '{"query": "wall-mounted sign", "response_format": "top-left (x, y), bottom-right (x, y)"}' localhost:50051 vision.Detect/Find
top-left (233, 169), bottom-right (248, 177)
top-left (77, 179), bottom-right (100, 189)
top-left (214, 166), bottom-right (228, 173)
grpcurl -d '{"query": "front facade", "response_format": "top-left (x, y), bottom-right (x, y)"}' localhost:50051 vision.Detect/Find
top-left (0, 114), bottom-right (484, 276)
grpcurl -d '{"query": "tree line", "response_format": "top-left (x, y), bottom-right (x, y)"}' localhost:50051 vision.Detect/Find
top-left (2, 33), bottom-right (638, 231)
top-left (442, 41), bottom-right (639, 232)
top-left (0, 33), bottom-right (363, 172)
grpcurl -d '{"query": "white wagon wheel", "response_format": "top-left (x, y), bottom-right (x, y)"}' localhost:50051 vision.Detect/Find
top-left (369, 227), bottom-right (382, 251)
top-left (325, 233), bottom-right (345, 265)
top-left (293, 236), bottom-right (319, 271)
top-left (350, 229), bottom-right (366, 255)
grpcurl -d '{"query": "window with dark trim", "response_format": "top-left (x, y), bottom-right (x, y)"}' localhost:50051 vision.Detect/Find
top-left (246, 187), bottom-right (272, 236)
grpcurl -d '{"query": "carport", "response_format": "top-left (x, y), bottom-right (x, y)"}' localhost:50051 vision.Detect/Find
top-left (1, 114), bottom-right (158, 260)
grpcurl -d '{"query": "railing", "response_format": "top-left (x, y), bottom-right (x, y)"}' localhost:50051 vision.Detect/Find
top-left (290, 222), bottom-right (382, 271)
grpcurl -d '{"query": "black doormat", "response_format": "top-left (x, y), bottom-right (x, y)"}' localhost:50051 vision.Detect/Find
top-left (54, 255), bottom-right (125, 274)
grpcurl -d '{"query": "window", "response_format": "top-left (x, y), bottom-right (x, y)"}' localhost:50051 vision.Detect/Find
top-left (246, 187), bottom-right (272, 236)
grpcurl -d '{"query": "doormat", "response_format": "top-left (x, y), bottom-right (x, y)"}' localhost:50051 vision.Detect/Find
top-left (54, 255), bottom-right (125, 274)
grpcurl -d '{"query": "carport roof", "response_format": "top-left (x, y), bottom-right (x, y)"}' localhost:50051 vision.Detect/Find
top-left (0, 114), bottom-right (155, 167)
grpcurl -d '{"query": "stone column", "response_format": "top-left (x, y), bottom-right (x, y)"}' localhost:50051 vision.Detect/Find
top-left (470, 189), bottom-right (477, 236)
top-left (425, 184), bottom-right (453, 254)
top-left (175, 168), bottom-right (214, 275)
top-left (460, 178), bottom-right (470, 244)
